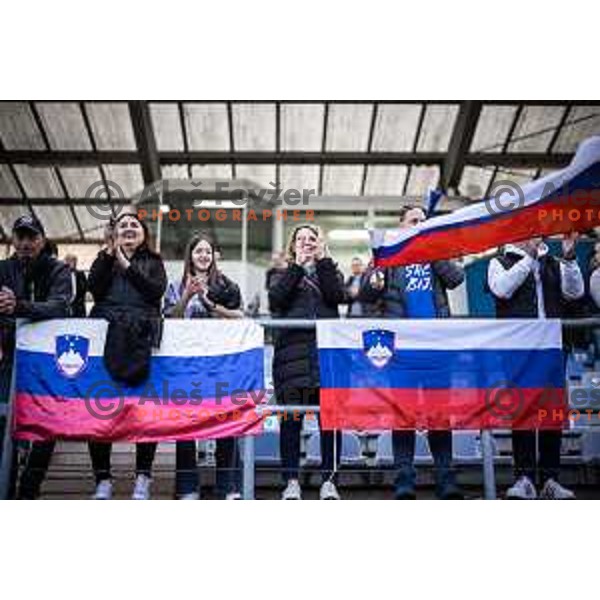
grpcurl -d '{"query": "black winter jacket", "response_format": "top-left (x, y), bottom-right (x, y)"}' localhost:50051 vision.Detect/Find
top-left (0, 248), bottom-right (72, 396)
top-left (87, 247), bottom-right (167, 346)
top-left (0, 249), bottom-right (72, 321)
top-left (268, 258), bottom-right (345, 401)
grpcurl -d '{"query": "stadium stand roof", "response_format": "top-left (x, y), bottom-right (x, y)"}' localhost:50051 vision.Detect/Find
top-left (1, 100), bottom-right (600, 242)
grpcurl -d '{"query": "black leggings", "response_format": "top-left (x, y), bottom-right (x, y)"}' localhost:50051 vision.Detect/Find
top-left (88, 441), bottom-right (157, 484)
top-left (279, 387), bottom-right (341, 484)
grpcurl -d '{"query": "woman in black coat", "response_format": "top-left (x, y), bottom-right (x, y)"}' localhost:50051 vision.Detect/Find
top-left (87, 213), bottom-right (167, 500)
top-left (268, 224), bottom-right (345, 500)
top-left (164, 231), bottom-right (243, 499)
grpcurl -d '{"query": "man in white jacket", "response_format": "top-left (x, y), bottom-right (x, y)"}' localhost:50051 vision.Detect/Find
top-left (487, 232), bottom-right (584, 499)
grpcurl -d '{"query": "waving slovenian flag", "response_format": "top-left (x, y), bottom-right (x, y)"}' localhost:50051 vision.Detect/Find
top-left (371, 136), bottom-right (600, 267)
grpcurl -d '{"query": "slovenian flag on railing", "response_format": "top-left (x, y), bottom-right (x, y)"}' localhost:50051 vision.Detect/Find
top-left (317, 319), bottom-right (567, 430)
top-left (14, 319), bottom-right (265, 442)
top-left (371, 136), bottom-right (600, 267)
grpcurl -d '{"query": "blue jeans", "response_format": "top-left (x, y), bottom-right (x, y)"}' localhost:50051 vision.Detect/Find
top-left (393, 430), bottom-right (458, 498)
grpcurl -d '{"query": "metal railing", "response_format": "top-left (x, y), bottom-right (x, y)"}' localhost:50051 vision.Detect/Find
top-left (2, 316), bottom-right (600, 500)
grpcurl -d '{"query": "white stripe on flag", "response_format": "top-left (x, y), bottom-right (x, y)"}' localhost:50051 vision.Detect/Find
top-left (17, 319), bottom-right (264, 357)
top-left (316, 319), bottom-right (563, 351)
top-left (370, 136), bottom-right (600, 251)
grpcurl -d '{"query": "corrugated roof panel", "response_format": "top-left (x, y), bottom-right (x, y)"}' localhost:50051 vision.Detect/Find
top-left (185, 103), bottom-right (230, 151)
top-left (326, 103), bottom-right (374, 151)
top-left (0, 102), bottom-right (45, 150)
top-left (507, 105), bottom-right (566, 152)
top-left (74, 206), bottom-right (105, 241)
top-left (416, 104), bottom-right (459, 152)
top-left (232, 103), bottom-right (275, 151)
top-left (364, 165), bottom-right (408, 195)
top-left (371, 104), bottom-right (422, 151)
top-left (59, 167), bottom-right (104, 197)
top-left (459, 166), bottom-right (494, 199)
top-left (470, 105), bottom-right (519, 152)
top-left (102, 164), bottom-right (144, 198)
top-left (281, 103), bottom-right (324, 151)
top-left (36, 102), bottom-right (92, 151)
top-left (322, 165), bottom-right (363, 195)
top-left (553, 106), bottom-right (600, 153)
top-left (150, 103), bottom-right (184, 151)
top-left (13, 165), bottom-right (64, 198)
top-left (85, 103), bottom-right (137, 150)
top-left (0, 164), bottom-right (23, 198)
top-left (33, 205), bottom-right (79, 239)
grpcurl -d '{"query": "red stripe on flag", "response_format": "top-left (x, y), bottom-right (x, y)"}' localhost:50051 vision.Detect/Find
top-left (320, 388), bottom-right (568, 430)
top-left (375, 192), bottom-right (600, 267)
top-left (13, 393), bottom-right (265, 442)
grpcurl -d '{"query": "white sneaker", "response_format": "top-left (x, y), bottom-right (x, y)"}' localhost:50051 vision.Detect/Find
top-left (281, 479), bottom-right (302, 500)
top-left (540, 478), bottom-right (575, 500)
top-left (506, 476), bottom-right (537, 499)
top-left (131, 474), bottom-right (152, 500)
top-left (320, 480), bottom-right (341, 500)
top-left (225, 492), bottom-right (242, 500)
top-left (92, 479), bottom-right (113, 500)
top-left (179, 492), bottom-right (199, 500)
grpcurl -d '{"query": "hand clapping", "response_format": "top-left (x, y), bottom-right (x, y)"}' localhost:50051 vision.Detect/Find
top-left (0, 286), bottom-right (17, 315)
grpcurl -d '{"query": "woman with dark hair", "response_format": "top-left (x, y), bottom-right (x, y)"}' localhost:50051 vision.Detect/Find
top-left (164, 231), bottom-right (243, 499)
top-left (268, 224), bottom-right (345, 500)
top-left (87, 212), bottom-right (167, 500)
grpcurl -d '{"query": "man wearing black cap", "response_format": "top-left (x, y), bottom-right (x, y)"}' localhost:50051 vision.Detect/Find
top-left (0, 215), bottom-right (72, 499)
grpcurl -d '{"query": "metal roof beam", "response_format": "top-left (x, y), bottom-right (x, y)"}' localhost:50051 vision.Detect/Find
top-left (440, 101), bottom-right (482, 190)
top-left (128, 101), bottom-right (161, 185)
top-left (0, 150), bottom-right (575, 169)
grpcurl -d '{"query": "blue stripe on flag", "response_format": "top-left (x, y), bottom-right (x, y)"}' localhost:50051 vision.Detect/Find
top-left (318, 348), bottom-right (564, 389)
top-left (16, 348), bottom-right (264, 400)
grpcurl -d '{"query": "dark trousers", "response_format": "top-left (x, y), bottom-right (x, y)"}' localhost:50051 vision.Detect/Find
top-left (215, 437), bottom-right (241, 497)
top-left (176, 441), bottom-right (199, 497)
top-left (175, 438), bottom-right (241, 497)
top-left (393, 430), bottom-right (456, 497)
top-left (512, 430), bottom-right (562, 484)
top-left (280, 387), bottom-right (342, 484)
top-left (17, 440), bottom-right (56, 499)
top-left (88, 441), bottom-right (157, 484)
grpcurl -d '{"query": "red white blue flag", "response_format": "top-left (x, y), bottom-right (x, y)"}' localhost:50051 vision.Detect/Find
top-left (317, 319), bottom-right (567, 430)
top-left (371, 136), bottom-right (600, 267)
top-left (14, 319), bottom-right (265, 442)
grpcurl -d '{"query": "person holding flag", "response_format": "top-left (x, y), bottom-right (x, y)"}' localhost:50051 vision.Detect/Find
top-left (487, 233), bottom-right (584, 499)
top-left (360, 204), bottom-right (465, 499)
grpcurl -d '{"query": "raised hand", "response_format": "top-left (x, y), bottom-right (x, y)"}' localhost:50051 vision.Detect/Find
top-left (369, 269), bottom-right (385, 290)
top-left (562, 231), bottom-right (579, 260)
